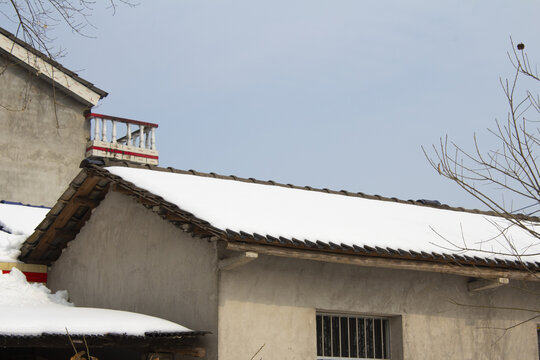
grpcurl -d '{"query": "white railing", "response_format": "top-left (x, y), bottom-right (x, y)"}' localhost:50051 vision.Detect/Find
top-left (85, 113), bottom-right (159, 165)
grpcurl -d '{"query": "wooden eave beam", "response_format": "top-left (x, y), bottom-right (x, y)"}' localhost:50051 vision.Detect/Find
top-left (138, 197), bottom-right (160, 207)
top-left (53, 227), bottom-right (77, 240)
top-left (165, 212), bottom-right (187, 222)
top-left (112, 183), bottom-right (134, 195)
top-left (226, 242), bottom-right (540, 282)
top-left (25, 176), bottom-right (104, 262)
top-left (0, 336), bottom-right (205, 351)
top-left (152, 346), bottom-right (206, 358)
top-left (467, 277), bottom-right (510, 292)
top-left (73, 195), bottom-right (99, 208)
top-left (219, 251), bottom-right (258, 271)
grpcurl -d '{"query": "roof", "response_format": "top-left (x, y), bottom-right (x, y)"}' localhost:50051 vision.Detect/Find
top-left (0, 332), bottom-right (205, 350)
top-left (20, 159), bottom-right (540, 279)
top-left (0, 201), bottom-right (49, 262)
top-left (0, 27), bottom-right (108, 106)
top-left (0, 268), bottom-right (205, 350)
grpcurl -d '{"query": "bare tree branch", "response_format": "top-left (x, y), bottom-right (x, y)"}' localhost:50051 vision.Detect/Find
top-left (424, 39), bottom-right (540, 286)
top-left (2, 0), bottom-right (136, 58)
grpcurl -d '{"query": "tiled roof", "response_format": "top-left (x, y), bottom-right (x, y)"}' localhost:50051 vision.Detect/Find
top-left (20, 158), bottom-right (540, 278)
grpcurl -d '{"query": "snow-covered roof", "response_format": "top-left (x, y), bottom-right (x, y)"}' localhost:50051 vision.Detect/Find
top-left (105, 166), bottom-right (540, 265)
top-left (0, 202), bottom-right (49, 262)
top-left (19, 160), bottom-right (540, 271)
top-left (0, 201), bottom-right (201, 340)
top-left (0, 268), bottom-right (193, 337)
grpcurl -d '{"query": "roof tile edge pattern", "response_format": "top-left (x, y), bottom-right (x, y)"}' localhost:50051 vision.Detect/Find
top-left (19, 158), bottom-right (540, 276)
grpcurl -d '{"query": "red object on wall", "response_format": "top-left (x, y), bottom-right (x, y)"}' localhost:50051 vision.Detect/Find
top-left (2, 270), bottom-right (47, 283)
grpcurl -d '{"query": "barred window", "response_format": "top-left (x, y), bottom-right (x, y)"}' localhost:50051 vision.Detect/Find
top-left (316, 313), bottom-right (390, 360)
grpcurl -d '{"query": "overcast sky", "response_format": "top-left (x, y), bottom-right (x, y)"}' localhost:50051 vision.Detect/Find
top-left (5, 0), bottom-right (540, 209)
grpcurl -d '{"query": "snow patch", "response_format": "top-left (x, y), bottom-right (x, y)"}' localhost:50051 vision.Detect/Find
top-left (0, 232), bottom-right (28, 262)
top-left (0, 203), bottom-right (49, 235)
top-left (0, 268), bottom-right (192, 336)
top-left (0, 267), bottom-right (72, 307)
top-left (0, 203), bottom-right (49, 262)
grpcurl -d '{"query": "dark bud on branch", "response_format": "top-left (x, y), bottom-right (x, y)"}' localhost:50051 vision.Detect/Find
top-left (517, 43), bottom-right (525, 50)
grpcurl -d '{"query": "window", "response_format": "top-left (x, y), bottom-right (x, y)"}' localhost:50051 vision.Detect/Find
top-left (316, 313), bottom-right (390, 360)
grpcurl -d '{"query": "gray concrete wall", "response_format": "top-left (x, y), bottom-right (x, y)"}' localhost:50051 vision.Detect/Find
top-left (48, 191), bottom-right (219, 359)
top-left (218, 254), bottom-right (540, 360)
top-left (0, 55), bottom-right (90, 207)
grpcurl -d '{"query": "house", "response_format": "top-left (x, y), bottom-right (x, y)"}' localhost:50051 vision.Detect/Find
top-left (0, 268), bottom-right (206, 360)
top-left (20, 158), bottom-right (540, 360)
top-left (2, 23), bottom-right (539, 360)
top-left (0, 28), bottom-right (205, 360)
top-left (0, 26), bottom-right (108, 207)
top-left (0, 25), bottom-right (159, 208)
top-left (0, 201), bottom-right (207, 360)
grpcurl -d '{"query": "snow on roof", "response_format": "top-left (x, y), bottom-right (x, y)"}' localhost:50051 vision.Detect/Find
top-left (0, 202), bottom-right (49, 262)
top-left (0, 268), bottom-right (192, 336)
top-left (107, 166), bottom-right (540, 264)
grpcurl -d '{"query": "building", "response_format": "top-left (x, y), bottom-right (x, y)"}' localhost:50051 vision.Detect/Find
top-left (0, 27), bottom-right (108, 206)
top-left (2, 24), bottom-right (539, 360)
top-left (20, 158), bottom-right (540, 360)
top-left (0, 27), bottom-right (202, 360)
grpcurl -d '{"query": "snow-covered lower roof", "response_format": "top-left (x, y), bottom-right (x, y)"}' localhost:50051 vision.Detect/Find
top-left (0, 268), bottom-right (193, 336)
top-left (0, 202), bottom-right (49, 262)
top-left (105, 166), bottom-right (540, 265)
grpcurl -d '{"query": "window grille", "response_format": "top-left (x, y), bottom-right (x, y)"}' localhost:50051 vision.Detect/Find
top-left (537, 325), bottom-right (539, 360)
top-left (316, 313), bottom-right (390, 360)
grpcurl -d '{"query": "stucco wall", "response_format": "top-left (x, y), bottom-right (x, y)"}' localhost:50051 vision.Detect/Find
top-left (48, 191), bottom-right (219, 359)
top-left (0, 55), bottom-right (90, 207)
top-left (218, 254), bottom-right (540, 360)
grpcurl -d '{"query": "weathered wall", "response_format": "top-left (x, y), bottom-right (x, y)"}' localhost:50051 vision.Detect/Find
top-left (0, 55), bottom-right (90, 206)
top-left (48, 191), bottom-right (219, 359)
top-left (45, 187), bottom-right (540, 360)
top-left (218, 254), bottom-right (540, 360)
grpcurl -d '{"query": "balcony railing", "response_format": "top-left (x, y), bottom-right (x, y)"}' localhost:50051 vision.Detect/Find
top-left (85, 113), bottom-right (159, 165)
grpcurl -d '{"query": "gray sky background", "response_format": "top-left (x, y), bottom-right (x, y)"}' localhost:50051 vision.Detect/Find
top-left (5, 0), bottom-right (540, 209)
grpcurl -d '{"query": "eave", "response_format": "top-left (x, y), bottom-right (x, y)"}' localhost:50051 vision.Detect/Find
top-left (0, 331), bottom-right (207, 357)
top-left (0, 27), bottom-right (107, 107)
top-left (19, 158), bottom-right (540, 281)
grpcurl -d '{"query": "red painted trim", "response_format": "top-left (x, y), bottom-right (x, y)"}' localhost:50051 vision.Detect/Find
top-left (87, 146), bottom-right (159, 160)
top-left (85, 112), bottom-right (159, 128)
top-left (2, 270), bottom-right (47, 283)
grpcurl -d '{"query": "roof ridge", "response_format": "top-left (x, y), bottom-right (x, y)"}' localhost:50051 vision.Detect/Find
top-left (84, 157), bottom-right (537, 221)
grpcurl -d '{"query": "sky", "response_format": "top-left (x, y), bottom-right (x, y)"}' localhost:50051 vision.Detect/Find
top-left (4, 0), bottom-right (540, 210)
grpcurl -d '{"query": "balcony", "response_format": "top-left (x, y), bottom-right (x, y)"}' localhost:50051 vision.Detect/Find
top-left (85, 113), bottom-right (159, 165)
